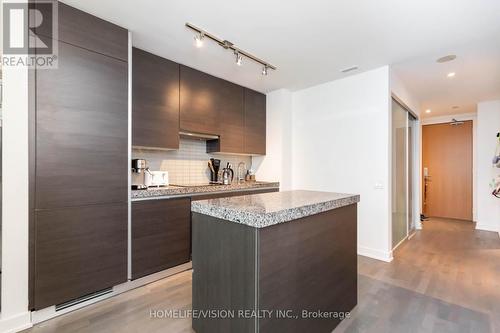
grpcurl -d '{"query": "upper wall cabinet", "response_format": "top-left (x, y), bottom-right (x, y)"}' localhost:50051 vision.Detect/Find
top-left (180, 65), bottom-right (222, 135)
top-left (135, 59), bottom-right (266, 155)
top-left (34, 2), bottom-right (128, 61)
top-left (132, 48), bottom-right (180, 150)
top-left (207, 80), bottom-right (245, 154)
top-left (244, 89), bottom-right (266, 155)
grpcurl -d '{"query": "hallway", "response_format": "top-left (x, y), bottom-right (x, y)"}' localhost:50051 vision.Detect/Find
top-left (25, 219), bottom-right (500, 333)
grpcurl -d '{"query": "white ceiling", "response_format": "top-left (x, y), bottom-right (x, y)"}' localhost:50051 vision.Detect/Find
top-left (61, 0), bottom-right (500, 98)
top-left (392, 38), bottom-right (500, 118)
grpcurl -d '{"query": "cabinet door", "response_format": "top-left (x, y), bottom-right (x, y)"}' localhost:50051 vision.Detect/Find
top-left (244, 89), bottom-right (266, 155)
top-left (132, 48), bottom-right (180, 149)
top-left (180, 66), bottom-right (220, 135)
top-left (207, 81), bottom-right (245, 153)
top-left (132, 198), bottom-right (191, 279)
top-left (34, 203), bottom-right (127, 310)
top-left (36, 41), bottom-right (128, 209)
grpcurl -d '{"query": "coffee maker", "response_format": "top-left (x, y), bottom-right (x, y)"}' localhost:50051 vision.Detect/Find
top-left (131, 159), bottom-right (150, 190)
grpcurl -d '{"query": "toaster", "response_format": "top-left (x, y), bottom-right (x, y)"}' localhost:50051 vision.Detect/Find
top-left (147, 171), bottom-right (169, 187)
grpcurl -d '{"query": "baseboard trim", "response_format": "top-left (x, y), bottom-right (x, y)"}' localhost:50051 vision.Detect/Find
top-left (358, 246), bottom-right (393, 262)
top-left (392, 237), bottom-right (407, 251)
top-left (32, 262), bottom-right (192, 324)
top-left (475, 223), bottom-right (499, 233)
top-left (0, 312), bottom-right (32, 333)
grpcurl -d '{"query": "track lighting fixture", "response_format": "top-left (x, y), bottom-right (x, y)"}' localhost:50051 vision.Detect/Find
top-left (235, 52), bottom-right (243, 66)
top-left (261, 65), bottom-right (268, 76)
top-left (194, 32), bottom-right (204, 48)
top-left (186, 22), bottom-right (276, 75)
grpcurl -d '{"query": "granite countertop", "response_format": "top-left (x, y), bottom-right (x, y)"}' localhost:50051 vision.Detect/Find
top-left (191, 190), bottom-right (360, 228)
top-left (131, 181), bottom-right (280, 200)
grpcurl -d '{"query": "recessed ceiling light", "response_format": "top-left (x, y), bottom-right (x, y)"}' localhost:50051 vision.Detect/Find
top-left (425, 109), bottom-right (432, 114)
top-left (436, 55), bottom-right (457, 63)
top-left (447, 72), bottom-right (456, 78)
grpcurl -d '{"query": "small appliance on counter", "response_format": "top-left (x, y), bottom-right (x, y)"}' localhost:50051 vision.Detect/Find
top-left (148, 171), bottom-right (169, 187)
top-left (222, 163), bottom-right (234, 185)
top-left (208, 158), bottom-right (221, 183)
top-left (131, 159), bottom-right (152, 190)
top-left (131, 159), bottom-right (170, 189)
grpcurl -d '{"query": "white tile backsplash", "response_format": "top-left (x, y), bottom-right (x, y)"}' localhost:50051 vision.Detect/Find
top-left (133, 138), bottom-right (252, 185)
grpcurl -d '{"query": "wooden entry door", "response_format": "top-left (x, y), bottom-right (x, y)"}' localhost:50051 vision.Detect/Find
top-left (422, 121), bottom-right (473, 220)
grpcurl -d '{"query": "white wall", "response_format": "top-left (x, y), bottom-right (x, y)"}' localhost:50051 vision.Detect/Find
top-left (476, 101), bottom-right (500, 233)
top-left (291, 66), bottom-right (393, 261)
top-left (390, 70), bottom-right (421, 115)
top-left (0, 1), bottom-right (32, 331)
top-left (0, 36), bottom-right (32, 333)
top-left (253, 89), bottom-right (293, 190)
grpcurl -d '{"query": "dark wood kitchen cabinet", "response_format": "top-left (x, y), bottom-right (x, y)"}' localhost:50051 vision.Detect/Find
top-left (244, 88), bottom-right (266, 155)
top-left (36, 41), bottom-right (128, 209)
top-left (180, 65), bottom-right (221, 135)
top-left (34, 204), bottom-right (128, 309)
top-left (30, 2), bottom-right (128, 310)
top-left (136, 60), bottom-right (267, 155)
top-left (207, 81), bottom-right (245, 154)
top-left (132, 47), bottom-right (180, 150)
top-left (33, 2), bottom-right (128, 61)
top-left (132, 198), bottom-right (191, 279)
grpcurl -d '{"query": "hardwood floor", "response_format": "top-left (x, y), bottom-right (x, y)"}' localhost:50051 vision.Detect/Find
top-left (24, 218), bottom-right (500, 333)
top-left (336, 218), bottom-right (500, 332)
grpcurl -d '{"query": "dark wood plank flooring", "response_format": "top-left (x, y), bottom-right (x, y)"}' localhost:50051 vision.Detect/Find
top-left (24, 218), bottom-right (500, 333)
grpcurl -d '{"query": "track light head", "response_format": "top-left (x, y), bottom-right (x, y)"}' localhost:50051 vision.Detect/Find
top-left (235, 52), bottom-right (243, 66)
top-left (194, 33), bottom-right (205, 48)
top-left (262, 65), bottom-right (268, 76)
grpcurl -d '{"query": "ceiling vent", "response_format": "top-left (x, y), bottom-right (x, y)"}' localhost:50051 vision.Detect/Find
top-left (436, 55), bottom-right (457, 63)
top-left (340, 66), bottom-right (359, 73)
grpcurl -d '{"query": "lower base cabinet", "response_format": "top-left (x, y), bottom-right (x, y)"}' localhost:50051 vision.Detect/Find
top-left (34, 203), bottom-right (128, 310)
top-left (132, 198), bottom-right (191, 279)
top-left (131, 188), bottom-right (278, 280)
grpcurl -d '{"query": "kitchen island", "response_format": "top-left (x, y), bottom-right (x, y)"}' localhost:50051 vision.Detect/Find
top-left (191, 190), bottom-right (360, 333)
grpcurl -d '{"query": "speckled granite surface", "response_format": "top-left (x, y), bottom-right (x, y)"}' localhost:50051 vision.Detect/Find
top-left (131, 181), bottom-right (280, 200)
top-left (191, 190), bottom-right (360, 228)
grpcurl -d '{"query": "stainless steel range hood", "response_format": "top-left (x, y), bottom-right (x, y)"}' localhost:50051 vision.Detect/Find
top-left (179, 131), bottom-right (219, 140)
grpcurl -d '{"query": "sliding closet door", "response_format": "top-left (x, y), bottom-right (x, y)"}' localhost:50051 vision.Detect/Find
top-left (408, 114), bottom-right (417, 235)
top-left (392, 99), bottom-right (409, 248)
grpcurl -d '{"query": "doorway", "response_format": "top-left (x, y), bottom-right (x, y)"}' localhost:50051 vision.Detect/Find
top-left (422, 120), bottom-right (473, 221)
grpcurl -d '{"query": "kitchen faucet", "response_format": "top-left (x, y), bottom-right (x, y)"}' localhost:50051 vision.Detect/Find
top-left (237, 162), bottom-right (246, 183)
